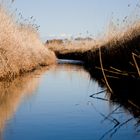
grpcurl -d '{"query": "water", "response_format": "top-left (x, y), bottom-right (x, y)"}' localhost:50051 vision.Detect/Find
top-left (0, 61), bottom-right (140, 140)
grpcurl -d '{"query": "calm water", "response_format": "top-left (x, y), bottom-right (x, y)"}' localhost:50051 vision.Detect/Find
top-left (0, 61), bottom-right (140, 140)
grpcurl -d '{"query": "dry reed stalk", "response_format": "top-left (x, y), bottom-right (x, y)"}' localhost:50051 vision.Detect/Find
top-left (99, 47), bottom-right (113, 93)
top-left (128, 100), bottom-right (140, 110)
top-left (106, 75), bottom-right (120, 79)
top-left (132, 52), bottom-right (140, 77)
top-left (110, 66), bottom-right (124, 73)
top-left (96, 67), bottom-right (129, 76)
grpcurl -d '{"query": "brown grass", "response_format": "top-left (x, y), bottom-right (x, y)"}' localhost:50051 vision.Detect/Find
top-left (0, 4), bottom-right (56, 80)
top-left (48, 21), bottom-right (140, 77)
top-left (48, 18), bottom-right (140, 95)
top-left (47, 39), bottom-right (97, 54)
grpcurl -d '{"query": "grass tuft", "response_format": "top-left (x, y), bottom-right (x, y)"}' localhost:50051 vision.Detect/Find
top-left (0, 4), bottom-right (56, 80)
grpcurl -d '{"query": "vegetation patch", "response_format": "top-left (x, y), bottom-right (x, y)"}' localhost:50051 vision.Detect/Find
top-left (0, 3), bottom-right (56, 80)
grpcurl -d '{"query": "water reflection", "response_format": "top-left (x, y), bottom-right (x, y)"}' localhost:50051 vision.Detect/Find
top-left (85, 66), bottom-right (140, 139)
top-left (0, 62), bottom-right (140, 140)
top-left (3, 63), bottom-right (103, 140)
top-left (0, 67), bottom-right (50, 140)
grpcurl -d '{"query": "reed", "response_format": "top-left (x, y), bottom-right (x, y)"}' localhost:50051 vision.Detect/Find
top-left (0, 4), bottom-right (56, 80)
top-left (49, 20), bottom-right (140, 76)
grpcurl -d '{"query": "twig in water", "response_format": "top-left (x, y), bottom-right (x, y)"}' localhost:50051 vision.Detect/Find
top-left (89, 89), bottom-right (107, 97)
top-left (102, 105), bottom-right (121, 123)
top-left (90, 96), bottom-right (109, 101)
top-left (99, 118), bottom-right (133, 140)
top-left (110, 118), bottom-right (133, 137)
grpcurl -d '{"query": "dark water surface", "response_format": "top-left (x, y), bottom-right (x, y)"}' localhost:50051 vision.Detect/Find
top-left (0, 61), bottom-right (140, 140)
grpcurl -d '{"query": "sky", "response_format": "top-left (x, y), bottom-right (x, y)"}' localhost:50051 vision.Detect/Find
top-left (8, 0), bottom-right (140, 41)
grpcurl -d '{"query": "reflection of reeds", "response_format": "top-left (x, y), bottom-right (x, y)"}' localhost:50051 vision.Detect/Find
top-left (0, 66), bottom-right (49, 139)
top-left (52, 63), bottom-right (90, 80)
top-left (0, 4), bottom-right (56, 80)
top-left (86, 64), bottom-right (140, 138)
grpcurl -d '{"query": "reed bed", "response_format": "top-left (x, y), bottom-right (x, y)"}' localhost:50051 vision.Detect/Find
top-left (49, 21), bottom-right (140, 75)
top-left (48, 21), bottom-right (140, 95)
top-left (0, 4), bottom-right (56, 80)
top-left (47, 39), bottom-right (98, 54)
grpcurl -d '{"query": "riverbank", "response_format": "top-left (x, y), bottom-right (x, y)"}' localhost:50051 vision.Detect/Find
top-left (48, 22), bottom-right (140, 81)
top-left (50, 25), bottom-right (139, 66)
top-left (0, 4), bottom-right (56, 80)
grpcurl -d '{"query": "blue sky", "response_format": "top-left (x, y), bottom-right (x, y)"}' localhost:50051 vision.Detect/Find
top-left (10, 0), bottom-right (140, 40)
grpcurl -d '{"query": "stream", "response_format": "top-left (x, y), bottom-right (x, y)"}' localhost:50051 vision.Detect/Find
top-left (0, 60), bottom-right (139, 140)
